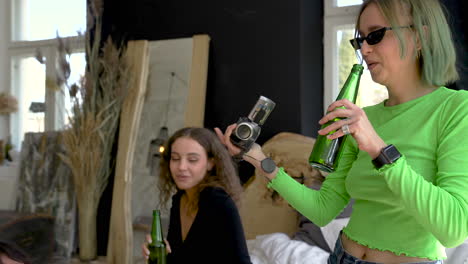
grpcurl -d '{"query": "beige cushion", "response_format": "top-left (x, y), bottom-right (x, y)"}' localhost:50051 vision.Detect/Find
top-left (239, 132), bottom-right (324, 239)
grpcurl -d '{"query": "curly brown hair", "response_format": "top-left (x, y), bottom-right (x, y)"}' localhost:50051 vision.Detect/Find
top-left (158, 127), bottom-right (243, 210)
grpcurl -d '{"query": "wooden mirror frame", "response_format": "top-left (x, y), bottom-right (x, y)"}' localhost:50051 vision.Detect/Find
top-left (106, 35), bottom-right (210, 264)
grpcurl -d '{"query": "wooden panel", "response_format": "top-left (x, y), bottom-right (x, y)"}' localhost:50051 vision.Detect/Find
top-left (130, 35), bottom-right (210, 261)
top-left (106, 40), bottom-right (150, 264)
top-left (184, 34), bottom-right (210, 127)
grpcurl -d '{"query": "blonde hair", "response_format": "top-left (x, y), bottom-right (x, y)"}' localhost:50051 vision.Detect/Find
top-left (356, 0), bottom-right (459, 86)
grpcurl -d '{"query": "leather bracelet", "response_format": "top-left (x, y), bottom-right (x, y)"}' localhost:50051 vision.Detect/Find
top-left (232, 150), bottom-right (245, 163)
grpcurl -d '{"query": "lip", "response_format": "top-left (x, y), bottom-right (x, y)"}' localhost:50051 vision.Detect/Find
top-left (175, 175), bottom-right (190, 181)
top-left (367, 62), bottom-right (378, 71)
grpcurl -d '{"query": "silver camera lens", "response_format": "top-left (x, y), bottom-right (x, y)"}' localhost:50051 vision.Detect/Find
top-left (236, 123), bottom-right (253, 140)
top-left (248, 96), bottom-right (276, 126)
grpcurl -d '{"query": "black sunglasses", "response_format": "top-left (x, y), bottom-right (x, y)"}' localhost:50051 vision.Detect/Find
top-left (349, 26), bottom-right (412, 50)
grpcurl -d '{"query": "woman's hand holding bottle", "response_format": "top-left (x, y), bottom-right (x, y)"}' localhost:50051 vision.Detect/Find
top-left (318, 99), bottom-right (386, 159)
top-left (141, 234), bottom-right (171, 261)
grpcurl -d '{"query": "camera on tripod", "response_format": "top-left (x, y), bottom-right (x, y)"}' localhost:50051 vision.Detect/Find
top-left (230, 95), bottom-right (276, 152)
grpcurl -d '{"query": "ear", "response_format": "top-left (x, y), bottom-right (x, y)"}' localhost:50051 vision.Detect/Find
top-left (415, 34), bottom-right (422, 51)
top-left (207, 158), bottom-right (215, 171)
top-left (415, 25), bottom-right (429, 51)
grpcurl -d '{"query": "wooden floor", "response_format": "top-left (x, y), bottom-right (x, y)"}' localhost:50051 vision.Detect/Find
top-left (69, 257), bottom-right (107, 264)
top-left (52, 256), bottom-right (146, 264)
top-left (51, 256), bottom-right (106, 264)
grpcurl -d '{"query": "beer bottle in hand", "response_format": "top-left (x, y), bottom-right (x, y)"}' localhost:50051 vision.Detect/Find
top-left (148, 210), bottom-right (166, 264)
top-left (309, 64), bottom-right (364, 172)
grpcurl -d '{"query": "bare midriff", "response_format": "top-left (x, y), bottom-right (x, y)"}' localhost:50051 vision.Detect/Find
top-left (340, 233), bottom-right (432, 263)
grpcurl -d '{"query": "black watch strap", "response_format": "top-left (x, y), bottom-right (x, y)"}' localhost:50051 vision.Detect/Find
top-left (372, 144), bottom-right (401, 169)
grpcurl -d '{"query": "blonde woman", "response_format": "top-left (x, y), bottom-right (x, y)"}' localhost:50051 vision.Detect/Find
top-left (216, 0), bottom-right (468, 263)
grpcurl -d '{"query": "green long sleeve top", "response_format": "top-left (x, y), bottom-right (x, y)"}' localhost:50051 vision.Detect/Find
top-left (268, 87), bottom-right (468, 260)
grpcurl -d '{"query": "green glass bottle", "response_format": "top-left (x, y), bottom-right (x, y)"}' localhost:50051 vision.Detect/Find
top-left (148, 210), bottom-right (166, 264)
top-left (309, 64), bottom-right (364, 172)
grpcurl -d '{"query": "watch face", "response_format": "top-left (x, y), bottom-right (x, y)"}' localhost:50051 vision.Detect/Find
top-left (373, 144), bottom-right (402, 169)
top-left (383, 144), bottom-right (401, 162)
top-left (261, 158), bottom-right (276, 174)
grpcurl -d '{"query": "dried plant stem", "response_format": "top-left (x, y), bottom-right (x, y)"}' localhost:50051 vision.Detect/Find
top-left (77, 198), bottom-right (98, 261)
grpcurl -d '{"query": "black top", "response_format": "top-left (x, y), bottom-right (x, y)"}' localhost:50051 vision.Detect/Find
top-left (167, 187), bottom-right (252, 264)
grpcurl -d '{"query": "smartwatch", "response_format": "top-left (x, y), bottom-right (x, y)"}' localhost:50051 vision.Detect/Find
top-left (260, 157), bottom-right (277, 174)
top-left (372, 144), bottom-right (401, 169)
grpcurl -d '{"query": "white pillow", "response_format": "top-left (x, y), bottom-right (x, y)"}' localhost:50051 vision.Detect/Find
top-left (320, 217), bottom-right (350, 251)
top-left (445, 239), bottom-right (468, 264)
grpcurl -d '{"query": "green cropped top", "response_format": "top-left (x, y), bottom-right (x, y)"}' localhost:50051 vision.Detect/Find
top-left (268, 87), bottom-right (468, 260)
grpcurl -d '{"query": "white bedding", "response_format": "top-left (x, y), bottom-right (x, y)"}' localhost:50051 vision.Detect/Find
top-left (247, 231), bottom-right (468, 264)
top-left (247, 233), bottom-right (330, 264)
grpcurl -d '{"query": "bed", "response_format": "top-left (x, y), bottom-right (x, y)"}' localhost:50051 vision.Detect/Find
top-left (239, 132), bottom-right (468, 264)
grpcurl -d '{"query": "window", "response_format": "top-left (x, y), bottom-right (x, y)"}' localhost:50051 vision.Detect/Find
top-left (63, 52), bottom-right (86, 126)
top-left (7, 0), bottom-right (86, 149)
top-left (323, 0), bottom-right (387, 113)
top-left (337, 0), bottom-right (363, 7)
top-left (11, 0), bottom-right (86, 41)
top-left (11, 54), bottom-right (46, 137)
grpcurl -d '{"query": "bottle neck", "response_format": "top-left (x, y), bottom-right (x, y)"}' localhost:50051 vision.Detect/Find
top-left (336, 64), bottom-right (363, 103)
top-left (151, 211), bottom-right (164, 243)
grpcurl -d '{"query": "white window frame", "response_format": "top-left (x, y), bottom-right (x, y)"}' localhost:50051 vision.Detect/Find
top-left (6, 0), bottom-right (85, 149)
top-left (323, 0), bottom-right (361, 112)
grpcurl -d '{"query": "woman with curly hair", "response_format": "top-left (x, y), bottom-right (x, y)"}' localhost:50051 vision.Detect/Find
top-left (142, 127), bottom-right (252, 264)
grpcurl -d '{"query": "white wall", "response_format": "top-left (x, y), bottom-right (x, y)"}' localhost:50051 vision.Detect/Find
top-left (0, 0), bottom-right (10, 140)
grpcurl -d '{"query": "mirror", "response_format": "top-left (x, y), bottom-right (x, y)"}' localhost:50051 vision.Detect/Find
top-left (129, 35), bottom-right (210, 263)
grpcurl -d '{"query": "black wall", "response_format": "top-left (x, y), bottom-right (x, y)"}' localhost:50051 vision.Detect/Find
top-left (442, 0), bottom-right (468, 90)
top-left (100, 0), bottom-right (468, 138)
top-left (102, 0), bottom-right (324, 141)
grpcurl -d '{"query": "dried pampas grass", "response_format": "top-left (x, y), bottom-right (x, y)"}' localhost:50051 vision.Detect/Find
top-left (55, 0), bottom-right (132, 260)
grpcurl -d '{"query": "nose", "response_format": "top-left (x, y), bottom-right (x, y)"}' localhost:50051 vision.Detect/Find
top-left (177, 159), bottom-right (188, 170)
top-left (360, 40), bottom-right (372, 56)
